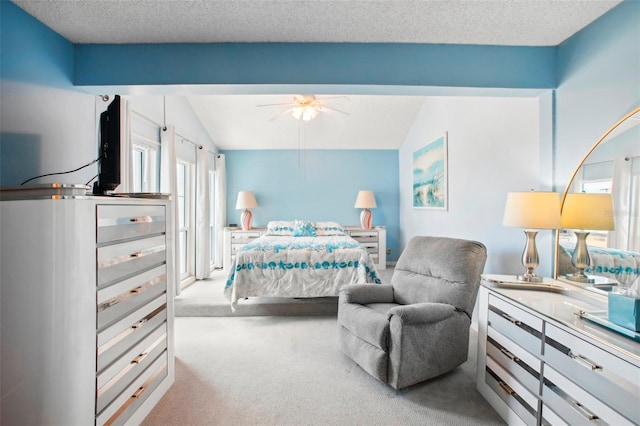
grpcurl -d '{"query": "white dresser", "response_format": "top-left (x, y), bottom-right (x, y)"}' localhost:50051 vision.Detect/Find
top-left (0, 191), bottom-right (174, 425)
top-left (477, 275), bottom-right (640, 425)
top-left (223, 227), bottom-right (266, 271)
top-left (345, 226), bottom-right (387, 270)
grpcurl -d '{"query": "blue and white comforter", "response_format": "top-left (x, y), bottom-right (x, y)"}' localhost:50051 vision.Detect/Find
top-left (224, 235), bottom-right (381, 309)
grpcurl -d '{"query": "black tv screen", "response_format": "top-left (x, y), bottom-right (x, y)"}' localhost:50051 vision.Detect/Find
top-left (93, 95), bottom-right (121, 195)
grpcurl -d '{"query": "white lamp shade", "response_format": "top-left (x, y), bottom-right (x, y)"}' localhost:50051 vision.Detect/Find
top-left (503, 191), bottom-right (561, 229)
top-left (235, 191), bottom-right (257, 210)
top-left (561, 193), bottom-right (614, 230)
top-left (354, 190), bottom-right (377, 209)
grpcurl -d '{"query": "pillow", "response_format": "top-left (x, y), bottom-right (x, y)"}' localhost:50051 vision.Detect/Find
top-left (293, 220), bottom-right (317, 237)
top-left (315, 221), bottom-right (346, 236)
top-left (265, 221), bottom-right (295, 236)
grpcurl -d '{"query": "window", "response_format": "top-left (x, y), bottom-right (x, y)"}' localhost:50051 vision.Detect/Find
top-left (176, 160), bottom-right (194, 282)
top-left (130, 111), bottom-right (160, 193)
top-left (209, 169), bottom-right (216, 268)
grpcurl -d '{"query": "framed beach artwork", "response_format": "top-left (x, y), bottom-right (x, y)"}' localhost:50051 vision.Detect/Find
top-left (412, 133), bottom-right (448, 210)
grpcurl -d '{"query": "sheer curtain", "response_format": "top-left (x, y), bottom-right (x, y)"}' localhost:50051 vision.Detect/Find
top-left (214, 154), bottom-right (227, 268)
top-left (610, 156), bottom-right (631, 250)
top-left (195, 146), bottom-right (210, 279)
top-left (160, 125), bottom-right (180, 296)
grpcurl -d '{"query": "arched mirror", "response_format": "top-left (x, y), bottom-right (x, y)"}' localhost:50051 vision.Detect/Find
top-left (555, 107), bottom-right (640, 291)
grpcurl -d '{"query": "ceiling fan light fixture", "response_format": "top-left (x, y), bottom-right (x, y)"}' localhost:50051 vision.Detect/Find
top-left (292, 105), bottom-right (320, 121)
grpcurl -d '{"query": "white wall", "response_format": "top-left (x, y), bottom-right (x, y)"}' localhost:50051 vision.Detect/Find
top-left (399, 96), bottom-right (555, 276)
top-left (1, 82), bottom-right (96, 186)
top-left (125, 96), bottom-right (217, 152)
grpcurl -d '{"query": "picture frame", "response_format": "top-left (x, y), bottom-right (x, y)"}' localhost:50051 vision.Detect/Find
top-left (412, 133), bottom-right (448, 210)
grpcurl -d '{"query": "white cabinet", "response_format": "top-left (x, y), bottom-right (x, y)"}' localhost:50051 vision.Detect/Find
top-left (477, 277), bottom-right (640, 425)
top-left (0, 194), bottom-right (174, 426)
top-left (345, 226), bottom-right (387, 270)
top-left (223, 228), bottom-right (265, 271)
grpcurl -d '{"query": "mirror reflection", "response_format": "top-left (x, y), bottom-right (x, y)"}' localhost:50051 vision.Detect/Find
top-left (557, 108), bottom-right (640, 290)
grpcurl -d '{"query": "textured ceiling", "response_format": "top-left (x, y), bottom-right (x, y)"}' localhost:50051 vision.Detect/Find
top-left (13, 0), bottom-right (621, 46)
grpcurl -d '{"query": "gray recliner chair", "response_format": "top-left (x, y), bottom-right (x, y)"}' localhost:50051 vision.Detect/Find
top-left (338, 236), bottom-right (487, 390)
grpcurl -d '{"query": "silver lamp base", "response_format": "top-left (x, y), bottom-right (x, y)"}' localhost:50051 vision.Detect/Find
top-left (516, 230), bottom-right (543, 283)
top-left (564, 230), bottom-right (594, 284)
top-left (516, 273), bottom-right (544, 283)
top-left (564, 271), bottom-right (596, 284)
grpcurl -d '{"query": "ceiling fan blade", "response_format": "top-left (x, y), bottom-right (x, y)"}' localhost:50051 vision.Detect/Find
top-left (268, 107), bottom-right (296, 121)
top-left (317, 105), bottom-right (350, 116)
top-left (257, 102), bottom-right (295, 107)
top-left (317, 95), bottom-right (350, 102)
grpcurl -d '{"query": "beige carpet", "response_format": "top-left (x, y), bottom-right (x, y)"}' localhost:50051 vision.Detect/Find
top-left (142, 315), bottom-right (504, 425)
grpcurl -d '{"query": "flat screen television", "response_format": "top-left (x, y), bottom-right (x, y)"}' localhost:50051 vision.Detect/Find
top-left (93, 95), bottom-right (121, 195)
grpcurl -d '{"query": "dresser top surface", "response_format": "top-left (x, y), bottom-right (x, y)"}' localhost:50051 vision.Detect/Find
top-left (481, 274), bottom-right (640, 363)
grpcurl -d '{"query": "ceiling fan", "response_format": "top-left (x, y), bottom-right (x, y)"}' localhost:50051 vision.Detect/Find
top-left (258, 95), bottom-right (350, 121)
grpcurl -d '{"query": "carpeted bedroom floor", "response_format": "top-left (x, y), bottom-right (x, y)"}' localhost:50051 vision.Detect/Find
top-left (144, 267), bottom-right (504, 425)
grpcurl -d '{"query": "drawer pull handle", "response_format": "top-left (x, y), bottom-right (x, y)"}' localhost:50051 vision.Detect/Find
top-left (131, 319), bottom-right (147, 329)
top-left (131, 352), bottom-right (149, 364)
top-left (499, 381), bottom-right (516, 396)
top-left (130, 252), bottom-right (142, 258)
top-left (501, 312), bottom-right (521, 326)
top-left (132, 385), bottom-right (146, 399)
top-left (569, 352), bottom-right (602, 371)
top-left (130, 286), bottom-right (143, 295)
top-left (129, 217), bottom-right (148, 223)
top-left (499, 347), bottom-right (520, 362)
top-left (574, 401), bottom-right (599, 421)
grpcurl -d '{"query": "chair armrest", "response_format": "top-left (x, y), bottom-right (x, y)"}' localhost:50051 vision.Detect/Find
top-left (386, 302), bottom-right (455, 325)
top-left (339, 284), bottom-right (394, 305)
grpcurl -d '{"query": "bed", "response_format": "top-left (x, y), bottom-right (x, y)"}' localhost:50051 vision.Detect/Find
top-left (558, 243), bottom-right (640, 287)
top-left (224, 220), bottom-right (381, 310)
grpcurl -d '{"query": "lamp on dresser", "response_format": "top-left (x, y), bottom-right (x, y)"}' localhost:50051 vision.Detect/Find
top-left (561, 192), bottom-right (614, 283)
top-left (354, 190), bottom-right (377, 229)
top-left (503, 191), bottom-right (561, 282)
top-left (236, 191), bottom-right (258, 230)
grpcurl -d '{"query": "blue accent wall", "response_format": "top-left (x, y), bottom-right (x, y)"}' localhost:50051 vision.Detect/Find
top-left (75, 43), bottom-right (556, 89)
top-left (223, 149), bottom-right (400, 260)
top-left (0, 2), bottom-right (75, 87)
top-left (555, 0), bottom-right (640, 190)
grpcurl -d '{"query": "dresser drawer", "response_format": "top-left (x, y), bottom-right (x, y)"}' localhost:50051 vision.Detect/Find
top-left (544, 323), bottom-right (640, 423)
top-left (349, 230), bottom-right (378, 242)
top-left (97, 295), bottom-right (167, 372)
top-left (231, 243), bottom-right (248, 255)
top-left (487, 327), bottom-right (541, 395)
top-left (485, 356), bottom-right (539, 426)
top-left (542, 365), bottom-right (632, 425)
top-left (230, 231), bottom-right (261, 244)
top-left (96, 329), bottom-right (167, 413)
top-left (97, 204), bottom-right (166, 244)
top-left (359, 242), bottom-right (379, 253)
top-left (96, 351), bottom-right (168, 426)
top-left (97, 235), bottom-right (166, 287)
top-left (488, 295), bottom-right (543, 356)
top-left (97, 264), bottom-right (167, 331)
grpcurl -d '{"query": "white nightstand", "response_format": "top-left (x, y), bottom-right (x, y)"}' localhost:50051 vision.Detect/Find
top-left (223, 227), bottom-right (265, 271)
top-left (345, 226), bottom-right (387, 270)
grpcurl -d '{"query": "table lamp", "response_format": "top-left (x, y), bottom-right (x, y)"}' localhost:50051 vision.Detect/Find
top-left (354, 190), bottom-right (377, 229)
top-left (561, 193), bottom-right (614, 283)
top-left (236, 191), bottom-right (258, 230)
top-left (503, 191), bottom-right (561, 282)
